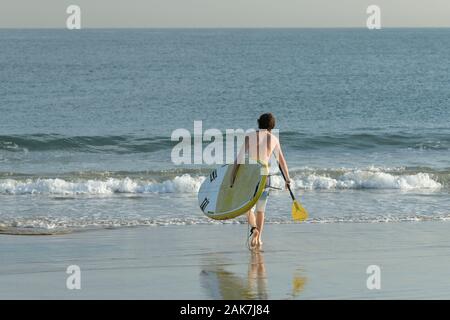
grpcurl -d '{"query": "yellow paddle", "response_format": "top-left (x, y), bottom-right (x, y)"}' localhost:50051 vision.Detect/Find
top-left (278, 164), bottom-right (308, 221)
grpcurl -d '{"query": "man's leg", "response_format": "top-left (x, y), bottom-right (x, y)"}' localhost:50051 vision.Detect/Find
top-left (255, 210), bottom-right (265, 245)
top-left (246, 210), bottom-right (259, 247)
top-left (246, 210), bottom-right (256, 227)
top-left (254, 190), bottom-right (268, 246)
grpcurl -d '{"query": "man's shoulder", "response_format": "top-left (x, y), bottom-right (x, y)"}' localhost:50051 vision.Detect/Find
top-left (269, 132), bottom-right (280, 144)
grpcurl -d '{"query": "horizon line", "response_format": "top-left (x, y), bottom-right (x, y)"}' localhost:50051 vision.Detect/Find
top-left (1, 26), bottom-right (450, 30)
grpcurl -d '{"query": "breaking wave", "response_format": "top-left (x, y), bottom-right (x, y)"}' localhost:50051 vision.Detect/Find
top-left (0, 175), bottom-right (205, 195)
top-left (0, 167), bottom-right (445, 195)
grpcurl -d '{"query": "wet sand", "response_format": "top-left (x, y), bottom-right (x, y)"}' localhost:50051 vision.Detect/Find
top-left (1, 221), bottom-right (450, 299)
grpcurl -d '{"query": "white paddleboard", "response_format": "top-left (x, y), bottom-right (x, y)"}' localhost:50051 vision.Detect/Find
top-left (198, 161), bottom-right (268, 220)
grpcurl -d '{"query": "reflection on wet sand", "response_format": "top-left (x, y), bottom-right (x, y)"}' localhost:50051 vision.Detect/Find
top-left (247, 251), bottom-right (268, 299)
top-left (200, 250), bottom-right (307, 300)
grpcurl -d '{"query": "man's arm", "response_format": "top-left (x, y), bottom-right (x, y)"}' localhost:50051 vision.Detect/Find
top-left (274, 141), bottom-right (291, 187)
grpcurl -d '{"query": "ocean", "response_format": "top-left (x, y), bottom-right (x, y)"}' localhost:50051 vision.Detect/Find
top-left (1, 28), bottom-right (449, 234)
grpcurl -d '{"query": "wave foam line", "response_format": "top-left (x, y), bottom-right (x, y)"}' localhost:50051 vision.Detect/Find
top-left (0, 175), bottom-right (205, 195)
top-left (2, 214), bottom-right (450, 235)
top-left (292, 170), bottom-right (442, 190)
top-left (265, 169), bottom-right (442, 191)
top-left (0, 169), bottom-right (443, 195)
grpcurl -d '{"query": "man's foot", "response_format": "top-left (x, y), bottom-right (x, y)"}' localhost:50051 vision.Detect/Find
top-left (249, 227), bottom-right (259, 248)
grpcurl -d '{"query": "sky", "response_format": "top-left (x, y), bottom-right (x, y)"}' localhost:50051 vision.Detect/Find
top-left (1, 0), bottom-right (450, 28)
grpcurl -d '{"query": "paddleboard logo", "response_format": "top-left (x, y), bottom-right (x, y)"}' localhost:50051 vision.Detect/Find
top-left (171, 120), bottom-right (279, 166)
top-left (209, 169), bottom-right (217, 182)
top-left (200, 197), bottom-right (210, 212)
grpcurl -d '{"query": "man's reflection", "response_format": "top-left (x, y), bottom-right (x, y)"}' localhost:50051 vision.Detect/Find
top-left (247, 251), bottom-right (268, 299)
top-left (200, 251), bottom-right (306, 300)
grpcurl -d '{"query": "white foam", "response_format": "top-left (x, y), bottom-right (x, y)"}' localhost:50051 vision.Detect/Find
top-left (0, 169), bottom-right (442, 195)
top-left (291, 170), bottom-right (442, 190)
top-left (0, 174), bottom-right (205, 195)
top-left (138, 174), bottom-right (205, 193)
top-left (268, 168), bottom-right (441, 190)
top-left (3, 213), bottom-right (450, 234)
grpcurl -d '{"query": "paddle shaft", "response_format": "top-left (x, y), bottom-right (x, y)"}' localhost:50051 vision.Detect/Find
top-left (278, 164), bottom-right (296, 201)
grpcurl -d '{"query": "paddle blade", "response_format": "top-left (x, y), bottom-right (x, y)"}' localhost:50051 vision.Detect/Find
top-left (292, 200), bottom-right (308, 221)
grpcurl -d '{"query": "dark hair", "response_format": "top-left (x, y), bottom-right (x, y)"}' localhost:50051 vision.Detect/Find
top-left (257, 113), bottom-right (276, 131)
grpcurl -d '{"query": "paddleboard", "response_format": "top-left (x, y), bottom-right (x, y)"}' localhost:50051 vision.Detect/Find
top-left (198, 161), bottom-right (268, 220)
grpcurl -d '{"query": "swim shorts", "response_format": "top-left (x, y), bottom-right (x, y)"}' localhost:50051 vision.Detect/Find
top-left (253, 175), bottom-right (271, 213)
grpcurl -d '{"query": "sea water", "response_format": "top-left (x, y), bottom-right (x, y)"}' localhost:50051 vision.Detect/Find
top-left (1, 29), bottom-right (449, 233)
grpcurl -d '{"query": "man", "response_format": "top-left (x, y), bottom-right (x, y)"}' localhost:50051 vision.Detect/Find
top-left (230, 113), bottom-right (291, 248)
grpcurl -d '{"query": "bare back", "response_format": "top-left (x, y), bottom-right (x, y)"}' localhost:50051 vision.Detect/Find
top-left (244, 130), bottom-right (280, 164)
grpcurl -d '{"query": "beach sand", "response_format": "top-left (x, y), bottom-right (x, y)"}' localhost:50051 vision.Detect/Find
top-left (1, 221), bottom-right (450, 299)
